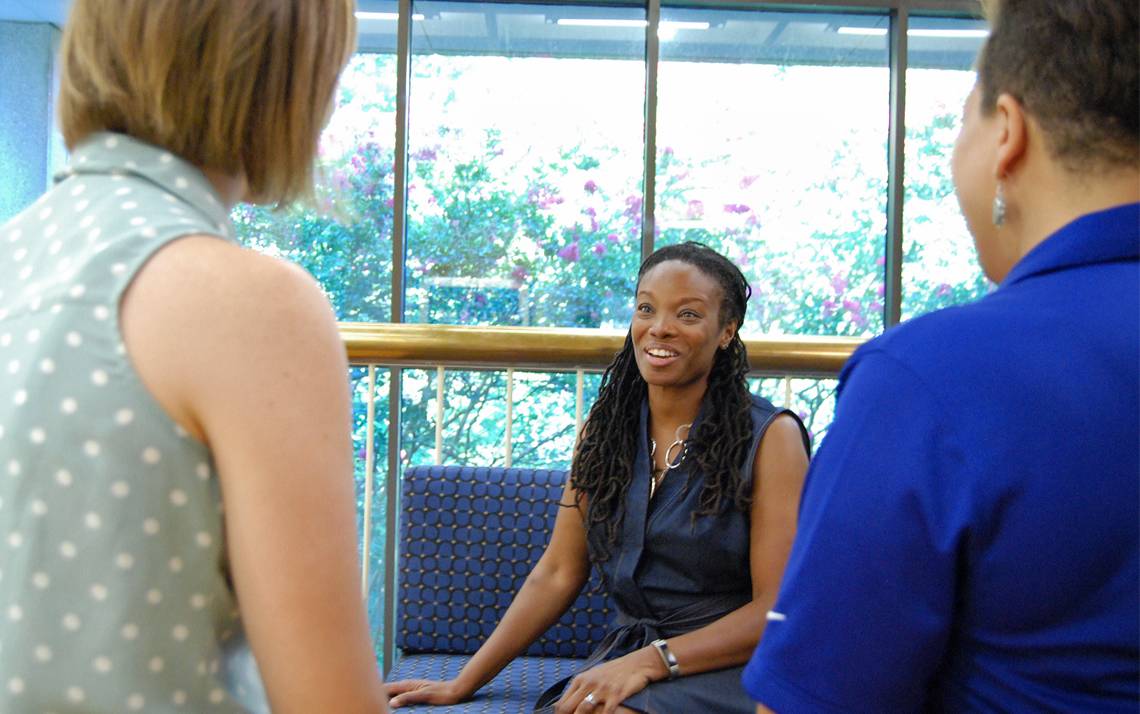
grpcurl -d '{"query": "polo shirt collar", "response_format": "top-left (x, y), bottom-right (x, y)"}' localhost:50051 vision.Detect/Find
top-left (56, 131), bottom-right (235, 240)
top-left (1004, 202), bottom-right (1139, 287)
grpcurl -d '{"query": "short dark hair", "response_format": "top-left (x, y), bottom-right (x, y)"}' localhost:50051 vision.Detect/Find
top-left (977, 0), bottom-right (1139, 173)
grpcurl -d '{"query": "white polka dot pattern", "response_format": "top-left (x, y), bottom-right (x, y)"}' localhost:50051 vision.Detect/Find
top-left (0, 132), bottom-right (256, 710)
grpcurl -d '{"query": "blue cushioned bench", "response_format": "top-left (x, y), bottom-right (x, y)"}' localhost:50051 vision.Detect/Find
top-left (386, 465), bottom-right (613, 713)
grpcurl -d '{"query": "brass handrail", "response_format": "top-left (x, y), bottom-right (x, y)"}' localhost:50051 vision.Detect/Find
top-left (340, 322), bottom-right (861, 377)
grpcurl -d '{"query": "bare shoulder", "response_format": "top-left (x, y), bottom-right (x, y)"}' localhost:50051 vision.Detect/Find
top-left (126, 234), bottom-right (338, 348)
top-left (751, 413), bottom-right (810, 492)
top-left (129, 234), bottom-right (331, 322)
top-left (760, 413), bottom-right (808, 454)
top-left (121, 234), bottom-right (344, 441)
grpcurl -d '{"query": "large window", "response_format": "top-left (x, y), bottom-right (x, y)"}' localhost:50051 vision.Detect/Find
top-left (230, 4), bottom-right (990, 341)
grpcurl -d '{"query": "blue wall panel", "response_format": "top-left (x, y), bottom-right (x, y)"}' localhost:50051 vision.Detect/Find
top-left (0, 21), bottom-right (60, 224)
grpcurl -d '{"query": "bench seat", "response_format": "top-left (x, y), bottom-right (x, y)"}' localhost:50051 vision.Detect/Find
top-left (389, 465), bottom-right (614, 713)
top-left (387, 653), bottom-right (581, 713)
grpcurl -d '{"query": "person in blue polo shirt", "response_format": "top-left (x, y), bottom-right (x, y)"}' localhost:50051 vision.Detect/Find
top-left (743, 0), bottom-right (1139, 711)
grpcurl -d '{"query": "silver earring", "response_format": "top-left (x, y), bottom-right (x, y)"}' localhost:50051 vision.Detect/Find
top-left (992, 183), bottom-right (1006, 227)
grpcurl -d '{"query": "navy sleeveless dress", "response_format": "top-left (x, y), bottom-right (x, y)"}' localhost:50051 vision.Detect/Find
top-left (537, 393), bottom-right (809, 713)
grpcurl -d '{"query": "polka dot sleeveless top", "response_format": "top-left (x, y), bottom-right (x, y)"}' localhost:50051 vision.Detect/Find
top-left (0, 133), bottom-right (268, 712)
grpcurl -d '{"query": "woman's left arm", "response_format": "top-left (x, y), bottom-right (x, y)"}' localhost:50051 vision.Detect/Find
top-left (663, 413), bottom-right (809, 672)
top-left (556, 415), bottom-right (809, 713)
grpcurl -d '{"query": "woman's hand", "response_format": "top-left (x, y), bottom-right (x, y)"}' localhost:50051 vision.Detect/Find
top-left (386, 678), bottom-right (472, 708)
top-left (555, 647), bottom-right (666, 714)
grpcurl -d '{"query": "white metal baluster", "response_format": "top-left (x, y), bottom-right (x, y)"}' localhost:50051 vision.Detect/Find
top-left (504, 368), bottom-right (514, 467)
top-left (360, 365), bottom-right (377, 598)
top-left (575, 369), bottom-right (585, 447)
top-left (434, 365), bottom-right (445, 464)
top-left (783, 375), bottom-right (793, 412)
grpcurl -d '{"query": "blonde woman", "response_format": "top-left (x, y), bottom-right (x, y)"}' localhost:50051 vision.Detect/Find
top-left (0, 1), bottom-right (387, 711)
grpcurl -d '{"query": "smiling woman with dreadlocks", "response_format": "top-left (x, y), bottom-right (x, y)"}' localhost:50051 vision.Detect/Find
top-left (386, 242), bottom-right (810, 714)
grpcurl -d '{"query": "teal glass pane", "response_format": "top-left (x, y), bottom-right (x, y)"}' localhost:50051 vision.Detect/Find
top-left (902, 16), bottom-right (993, 320)
top-left (350, 366), bottom-right (391, 667)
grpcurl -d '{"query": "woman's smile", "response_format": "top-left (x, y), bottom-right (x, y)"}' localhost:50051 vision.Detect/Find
top-left (643, 343), bottom-right (682, 367)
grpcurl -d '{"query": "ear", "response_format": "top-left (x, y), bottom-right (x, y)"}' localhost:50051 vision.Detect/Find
top-left (993, 92), bottom-right (1028, 179)
top-left (719, 321), bottom-right (737, 350)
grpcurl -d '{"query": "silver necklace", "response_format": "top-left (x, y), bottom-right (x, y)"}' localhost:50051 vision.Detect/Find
top-left (649, 422), bottom-right (691, 499)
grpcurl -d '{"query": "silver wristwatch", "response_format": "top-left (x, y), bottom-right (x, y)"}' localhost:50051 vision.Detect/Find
top-left (650, 638), bottom-right (681, 679)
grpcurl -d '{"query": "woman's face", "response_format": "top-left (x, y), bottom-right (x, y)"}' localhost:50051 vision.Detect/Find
top-left (630, 260), bottom-right (735, 391)
top-left (952, 84), bottom-right (1008, 282)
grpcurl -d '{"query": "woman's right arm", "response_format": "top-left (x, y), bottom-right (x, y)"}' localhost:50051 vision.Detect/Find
top-left (386, 479), bottom-right (592, 708)
top-left (120, 236), bottom-right (388, 712)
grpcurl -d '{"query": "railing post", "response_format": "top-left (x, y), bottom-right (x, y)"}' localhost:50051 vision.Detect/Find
top-left (383, 370), bottom-right (401, 674)
top-left (575, 368), bottom-right (585, 445)
top-left (361, 366), bottom-right (377, 598)
top-left (504, 368), bottom-right (514, 468)
top-left (434, 365), bottom-right (445, 464)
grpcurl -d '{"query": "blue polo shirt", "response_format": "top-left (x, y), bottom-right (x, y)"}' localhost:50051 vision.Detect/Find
top-left (744, 204), bottom-right (1140, 712)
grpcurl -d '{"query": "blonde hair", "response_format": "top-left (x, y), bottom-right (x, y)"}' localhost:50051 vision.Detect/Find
top-left (58, 0), bottom-right (356, 206)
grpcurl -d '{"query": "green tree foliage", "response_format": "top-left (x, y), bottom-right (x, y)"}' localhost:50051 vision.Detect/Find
top-left (231, 58), bottom-right (989, 471)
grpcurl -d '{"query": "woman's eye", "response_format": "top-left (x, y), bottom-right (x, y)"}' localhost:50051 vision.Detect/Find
top-left (680, 310), bottom-right (700, 319)
top-left (636, 304), bottom-right (652, 314)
